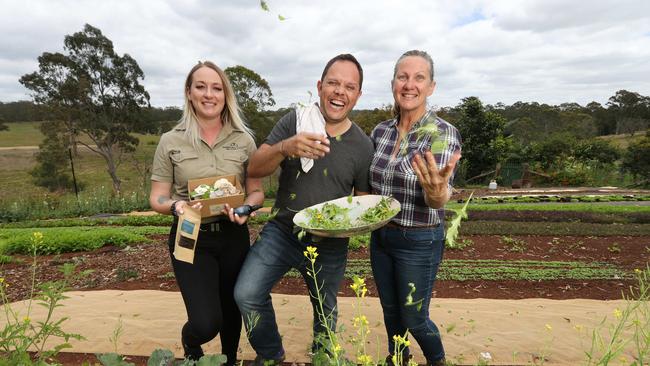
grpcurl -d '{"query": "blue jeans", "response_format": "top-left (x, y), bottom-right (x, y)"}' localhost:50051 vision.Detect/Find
top-left (370, 224), bottom-right (445, 363)
top-left (234, 221), bottom-right (348, 359)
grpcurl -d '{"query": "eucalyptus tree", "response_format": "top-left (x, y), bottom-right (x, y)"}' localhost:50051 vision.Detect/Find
top-left (20, 24), bottom-right (153, 194)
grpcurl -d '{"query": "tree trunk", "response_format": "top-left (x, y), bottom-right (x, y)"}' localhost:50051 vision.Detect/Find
top-left (107, 160), bottom-right (122, 195)
top-left (98, 145), bottom-right (122, 195)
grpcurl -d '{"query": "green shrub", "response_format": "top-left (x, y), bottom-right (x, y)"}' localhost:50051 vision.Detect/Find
top-left (622, 131), bottom-right (650, 183)
top-left (574, 139), bottom-right (621, 164)
top-left (29, 133), bottom-right (78, 192)
top-left (548, 157), bottom-right (596, 186)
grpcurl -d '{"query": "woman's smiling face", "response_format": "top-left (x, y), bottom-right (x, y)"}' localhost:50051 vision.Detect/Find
top-left (187, 66), bottom-right (225, 121)
top-left (392, 55), bottom-right (435, 115)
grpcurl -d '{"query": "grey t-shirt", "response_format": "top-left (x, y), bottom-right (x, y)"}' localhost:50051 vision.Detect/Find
top-left (265, 109), bottom-right (374, 232)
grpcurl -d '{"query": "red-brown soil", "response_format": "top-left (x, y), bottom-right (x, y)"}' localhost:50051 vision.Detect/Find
top-left (2, 231), bottom-right (646, 304)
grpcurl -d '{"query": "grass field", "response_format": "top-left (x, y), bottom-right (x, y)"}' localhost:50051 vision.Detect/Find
top-left (0, 122), bottom-right (43, 147)
top-left (598, 132), bottom-right (645, 149)
top-left (0, 121), bottom-right (162, 147)
top-left (0, 121), bottom-right (161, 201)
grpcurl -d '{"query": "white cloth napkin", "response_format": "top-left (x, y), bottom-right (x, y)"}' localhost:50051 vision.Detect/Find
top-left (295, 103), bottom-right (326, 173)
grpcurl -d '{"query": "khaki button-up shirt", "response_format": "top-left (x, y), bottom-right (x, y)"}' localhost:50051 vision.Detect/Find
top-left (151, 122), bottom-right (256, 201)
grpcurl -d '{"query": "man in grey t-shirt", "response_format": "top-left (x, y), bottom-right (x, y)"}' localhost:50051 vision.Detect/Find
top-left (234, 54), bottom-right (373, 365)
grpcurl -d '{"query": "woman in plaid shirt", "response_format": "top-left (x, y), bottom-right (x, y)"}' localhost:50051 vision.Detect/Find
top-left (369, 50), bottom-right (462, 366)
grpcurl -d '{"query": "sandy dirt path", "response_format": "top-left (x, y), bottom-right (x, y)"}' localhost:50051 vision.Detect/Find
top-left (3, 290), bottom-right (638, 365)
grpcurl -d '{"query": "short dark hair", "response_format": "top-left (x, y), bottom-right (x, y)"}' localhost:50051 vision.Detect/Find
top-left (320, 54), bottom-right (363, 90)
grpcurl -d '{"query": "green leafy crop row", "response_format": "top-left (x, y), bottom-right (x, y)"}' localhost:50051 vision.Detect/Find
top-left (289, 259), bottom-right (631, 282)
top-left (0, 226), bottom-right (168, 255)
top-left (0, 214), bottom-right (173, 229)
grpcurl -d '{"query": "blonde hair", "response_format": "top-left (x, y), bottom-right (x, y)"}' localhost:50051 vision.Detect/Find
top-left (175, 61), bottom-right (253, 150)
top-left (391, 50), bottom-right (435, 117)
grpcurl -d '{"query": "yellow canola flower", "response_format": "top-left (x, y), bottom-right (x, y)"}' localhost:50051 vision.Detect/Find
top-left (23, 316), bottom-right (30, 323)
top-left (357, 355), bottom-right (373, 365)
top-left (614, 308), bottom-right (623, 319)
top-left (392, 334), bottom-right (410, 345)
top-left (353, 315), bottom-right (369, 328)
top-left (303, 246), bottom-right (318, 262)
top-left (350, 276), bottom-right (368, 297)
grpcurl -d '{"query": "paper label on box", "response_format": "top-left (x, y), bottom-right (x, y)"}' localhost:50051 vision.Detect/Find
top-left (173, 206), bottom-right (201, 264)
top-left (209, 204), bottom-right (226, 215)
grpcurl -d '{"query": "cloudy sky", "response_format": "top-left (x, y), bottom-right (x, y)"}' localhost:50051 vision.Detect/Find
top-left (2, 0), bottom-right (649, 110)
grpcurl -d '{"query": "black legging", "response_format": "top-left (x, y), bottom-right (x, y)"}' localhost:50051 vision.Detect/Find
top-left (168, 219), bottom-right (250, 364)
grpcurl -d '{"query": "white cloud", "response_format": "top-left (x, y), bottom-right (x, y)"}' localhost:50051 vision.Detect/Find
top-left (1, 0), bottom-right (649, 111)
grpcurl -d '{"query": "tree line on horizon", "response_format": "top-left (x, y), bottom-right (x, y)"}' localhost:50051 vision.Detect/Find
top-left (2, 90), bottom-right (648, 139)
top-left (1, 24), bottom-right (648, 194)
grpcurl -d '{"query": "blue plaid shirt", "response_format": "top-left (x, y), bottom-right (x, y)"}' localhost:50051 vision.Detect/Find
top-left (369, 109), bottom-right (462, 227)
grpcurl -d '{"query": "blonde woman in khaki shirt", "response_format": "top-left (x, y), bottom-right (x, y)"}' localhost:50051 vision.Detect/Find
top-left (149, 61), bottom-right (263, 364)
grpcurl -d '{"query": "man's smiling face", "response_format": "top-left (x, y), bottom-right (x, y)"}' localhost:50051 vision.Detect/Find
top-left (317, 60), bottom-right (362, 125)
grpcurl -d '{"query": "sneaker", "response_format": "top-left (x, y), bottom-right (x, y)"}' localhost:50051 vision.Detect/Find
top-left (252, 352), bottom-right (285, 366)
top-left (426, 358), bottom-right (447, 366)
top-left (182, 342), bottom-right (204, 361)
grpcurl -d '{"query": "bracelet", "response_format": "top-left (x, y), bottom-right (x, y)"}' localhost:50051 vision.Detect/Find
top-left (170, 200), bottom-right (179, 216)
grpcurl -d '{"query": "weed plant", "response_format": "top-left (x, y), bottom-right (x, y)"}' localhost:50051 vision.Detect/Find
top-left (115, 267), bottom-right (139, 282)
top-left (583, 266), bottom-right (649, 365)
top-left (0, 232), bottom-right (89, 365)
top-left (304, 245), bottom-right (347, 365)
top-left (499, 236), bottom-right (528, 253)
